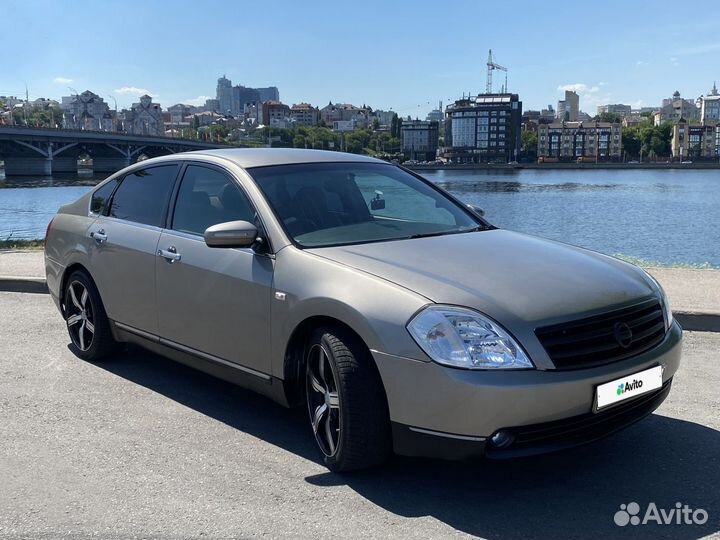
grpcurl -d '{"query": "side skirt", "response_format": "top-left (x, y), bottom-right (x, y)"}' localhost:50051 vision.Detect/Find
top-left (111, 321), bottom-right (291, 407)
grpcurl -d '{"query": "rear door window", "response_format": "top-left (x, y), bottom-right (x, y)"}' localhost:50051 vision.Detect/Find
top-left (109, 165), bottom-right (179, 227)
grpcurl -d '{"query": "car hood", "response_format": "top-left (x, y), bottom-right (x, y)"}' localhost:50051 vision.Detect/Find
top-left (307, 229), bottom-right (655, 326)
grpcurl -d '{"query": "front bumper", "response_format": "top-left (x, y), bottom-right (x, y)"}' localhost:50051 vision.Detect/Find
top-left (373, 320), bottom-right (682, 459)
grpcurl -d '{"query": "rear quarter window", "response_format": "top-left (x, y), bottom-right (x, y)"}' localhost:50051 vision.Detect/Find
top-left (90, 179), bottom-right (119, 215)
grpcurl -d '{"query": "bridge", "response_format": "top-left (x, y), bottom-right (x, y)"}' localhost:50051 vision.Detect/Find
top-left (0, 126), bottom-right (225, 176)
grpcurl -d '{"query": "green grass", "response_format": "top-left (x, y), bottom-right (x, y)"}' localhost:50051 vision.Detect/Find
top-left (614, 254), bottom-right (717, 270)
top-left (0, 239), bottom-right (44, 250)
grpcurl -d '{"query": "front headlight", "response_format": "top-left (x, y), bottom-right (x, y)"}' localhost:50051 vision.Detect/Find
top-left (407, 305), bottom-right (533, 369)
top-left (645, 272), bottom-right (673, 331)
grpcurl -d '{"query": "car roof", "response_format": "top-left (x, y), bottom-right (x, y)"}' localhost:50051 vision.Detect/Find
top-left (179, 148), bottom-right (384, 169)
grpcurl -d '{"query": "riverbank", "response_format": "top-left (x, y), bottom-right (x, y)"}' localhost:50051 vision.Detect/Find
top-left (408, 162), bottom-right (720, 171)
top-left (0, 239), bottom-right (44, 250)
top-left (1, 250), bottom-right (718, 331)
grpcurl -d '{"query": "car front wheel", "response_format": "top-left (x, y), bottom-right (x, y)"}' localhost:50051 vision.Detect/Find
top-left (305, 327), bottom-right (391, 472)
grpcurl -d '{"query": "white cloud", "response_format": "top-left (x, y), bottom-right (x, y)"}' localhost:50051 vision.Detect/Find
top-left (669, 57), bottom-right (680, 67)
top-left (183, 95), bottom-right (211, 107)
top-left (558, 82), bottom-right (613, 111)
top-left (557, 83), bottom-right (600, 94)
top-left (53, 77), bottom-right (73, 84)
top-left (114, 86), bottom-right (158, 97)
top-left (635, 60), bottom-right (647, 66)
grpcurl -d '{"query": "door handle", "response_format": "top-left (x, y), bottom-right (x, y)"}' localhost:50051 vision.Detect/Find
top-left (90, 229), bottom-right (107, 244)
top-left (158, 246), bottom-right (181, 263)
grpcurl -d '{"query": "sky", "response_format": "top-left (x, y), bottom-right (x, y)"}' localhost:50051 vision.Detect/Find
top-left (1, 0), bottom-right (719, 118)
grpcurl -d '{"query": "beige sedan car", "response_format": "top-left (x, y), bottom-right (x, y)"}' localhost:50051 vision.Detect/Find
top-left (45, 149), bottom-right (682, 471)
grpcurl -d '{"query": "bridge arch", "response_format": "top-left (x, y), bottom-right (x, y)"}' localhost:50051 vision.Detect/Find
top-left (0, 126), bottom-right (224, 176)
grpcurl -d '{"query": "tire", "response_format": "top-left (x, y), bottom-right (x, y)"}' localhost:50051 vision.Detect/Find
top-left (305, 326), bottom-right (392, 472)
top-left (63, 270), bottom-right (118, 361)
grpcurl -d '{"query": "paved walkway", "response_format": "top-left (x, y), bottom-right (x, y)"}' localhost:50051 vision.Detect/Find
top-left (1, 250), bottom-right (718, 329)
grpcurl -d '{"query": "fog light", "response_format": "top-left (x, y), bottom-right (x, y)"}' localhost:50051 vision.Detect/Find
top-left (490, 430), bottom-right (515, 448)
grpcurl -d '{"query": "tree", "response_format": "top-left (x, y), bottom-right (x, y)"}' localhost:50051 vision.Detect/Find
top-left (594, 112), bottom-right (623, 124)
top-left (520, 131), bottom-right (538, 161)
top-left (5, 104), bottom-right (63, 128)
top-left (622, 128), bottom-right (641, 158)
top-left (390, 113), bottom-right (400, 138)
top-left (372, 117), bottom-right (380, 131)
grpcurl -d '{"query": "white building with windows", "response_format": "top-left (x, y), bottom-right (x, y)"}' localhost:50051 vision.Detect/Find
top-left (700, 82), bottom-right (720, 125)
top-left (537, 121), bottom-right (622, 161)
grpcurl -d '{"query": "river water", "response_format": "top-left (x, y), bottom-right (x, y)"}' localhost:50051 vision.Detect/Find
top-left (1, 169), bottom-right (718, 267)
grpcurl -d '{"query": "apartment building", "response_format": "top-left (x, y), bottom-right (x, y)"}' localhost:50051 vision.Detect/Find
top-left (537, 121), bottom-right (622, 161)
top-left (671, 120), bottom-right (718, 159)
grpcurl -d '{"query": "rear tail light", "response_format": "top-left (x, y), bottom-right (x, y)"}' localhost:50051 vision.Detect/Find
top-left (44, 218), bottom-right (54, 250)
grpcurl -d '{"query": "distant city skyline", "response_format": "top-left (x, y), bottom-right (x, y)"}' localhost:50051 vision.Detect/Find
top-left (1, 0), bottom-right (719, 118)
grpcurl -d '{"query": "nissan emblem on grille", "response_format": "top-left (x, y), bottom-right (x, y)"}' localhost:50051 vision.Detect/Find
top-left (613, 322), bottom-right (633, 348)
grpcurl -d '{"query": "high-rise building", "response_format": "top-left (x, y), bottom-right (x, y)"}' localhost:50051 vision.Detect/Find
top-left (216, 75), bottom-right (233, 115)
top-left (444, 93), bottom-right (522, 163)
top-left (557, 90), bottom-right (579, 121)
top-left (215, 76), bottom-right (280, 116)
top-left (256, 87), bottom-right (280, 103)
top-left (232, 85), bottom-right (260, 116)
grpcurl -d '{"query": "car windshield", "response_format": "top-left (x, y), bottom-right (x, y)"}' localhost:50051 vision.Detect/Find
top-left (247, 162), bottom-right (483, 248)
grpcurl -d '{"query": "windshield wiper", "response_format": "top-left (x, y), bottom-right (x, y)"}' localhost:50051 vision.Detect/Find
top-left (406, 226), bottom-right (484, 240)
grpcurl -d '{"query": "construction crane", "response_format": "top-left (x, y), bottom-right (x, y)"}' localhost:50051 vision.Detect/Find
top-left (486, 49), bottom-right (508, 94)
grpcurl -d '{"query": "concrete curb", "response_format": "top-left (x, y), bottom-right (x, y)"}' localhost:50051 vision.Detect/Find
top-left (1, 276), bottom-right (718, 332)
top-left (674, 312), bottom-right (720, 333)
top-left (0, 276), bottom-right (48, 295)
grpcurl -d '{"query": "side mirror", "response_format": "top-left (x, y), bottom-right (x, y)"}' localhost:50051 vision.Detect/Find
top-left (467, 204), bottom-right (485, 217)
top-left (371, 190), bottom-right (386, 210)
top-left (204, 220), bottom-right (258, 248)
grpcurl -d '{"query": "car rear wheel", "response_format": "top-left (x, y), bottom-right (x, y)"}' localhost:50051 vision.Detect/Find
top-left (64, 271), bottom-right (118, 361)
top-left (305, 327), bottom-right (391, 472)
